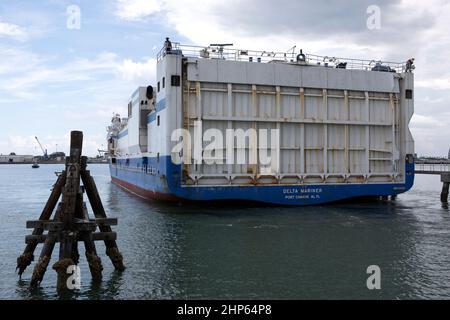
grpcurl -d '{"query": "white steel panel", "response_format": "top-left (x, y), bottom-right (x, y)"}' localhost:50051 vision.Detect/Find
top-left (180, 57), bottom-right (410, 186)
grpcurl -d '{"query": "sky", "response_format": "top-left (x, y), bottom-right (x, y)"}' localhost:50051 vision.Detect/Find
top-left (0, 0), bottom-right (449, 157)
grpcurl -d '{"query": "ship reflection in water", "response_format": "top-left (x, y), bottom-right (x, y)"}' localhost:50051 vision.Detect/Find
top-left (1, 164), bottom-right (449, 299)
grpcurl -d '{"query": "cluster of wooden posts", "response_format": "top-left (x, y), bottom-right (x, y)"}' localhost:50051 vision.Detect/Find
top-left (16, 131), bottom-right (124, 291)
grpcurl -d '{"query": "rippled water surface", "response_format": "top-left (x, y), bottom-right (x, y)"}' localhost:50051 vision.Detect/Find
top-left (0, 164), bottom-right (449, 299)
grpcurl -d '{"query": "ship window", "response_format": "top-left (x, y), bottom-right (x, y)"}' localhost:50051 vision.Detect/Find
top-left (157, 115), bottom-right (160, 126)
top-left (162, 77), bottom-right (165, 88)
top-left (171, 75), bottom-right (180, 87)
top-left (405, 89), bottom-right (413, 99)
top-left (128, 102), bottom-right (132, 117)
top-left (157, 81), bottom-right (160, 92)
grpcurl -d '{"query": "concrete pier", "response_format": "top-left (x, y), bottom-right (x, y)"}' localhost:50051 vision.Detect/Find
top-left (441, 173), bottom-right (450, 203)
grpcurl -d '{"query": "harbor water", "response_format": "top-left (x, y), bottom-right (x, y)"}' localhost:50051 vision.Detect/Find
top-left (0, 164), bottom-right (449, 299)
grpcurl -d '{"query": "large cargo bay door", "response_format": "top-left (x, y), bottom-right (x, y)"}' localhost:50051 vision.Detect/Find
top-left (179, 81), bottom-right (403, 186)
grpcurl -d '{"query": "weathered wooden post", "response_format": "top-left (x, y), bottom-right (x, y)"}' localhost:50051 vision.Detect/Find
top-left (441, 173), bottom-right (450, 203)
top-left (17, 130), bottom-right (124, 291)
top-left (80, 157), bottom-right (125, 271)
top-left (16, 174), bottom-right (66, 277)
top-left (53, 131), bottom-right (87, 290)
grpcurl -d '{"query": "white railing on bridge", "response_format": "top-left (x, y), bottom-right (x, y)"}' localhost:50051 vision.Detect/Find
top-left (415, 162), bottom-right (450, 173)
top-left (158, 42), bottom-right (407, 73)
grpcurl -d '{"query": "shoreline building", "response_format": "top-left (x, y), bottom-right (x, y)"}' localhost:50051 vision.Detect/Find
top-left (0, 153), bottom-right (34, 164)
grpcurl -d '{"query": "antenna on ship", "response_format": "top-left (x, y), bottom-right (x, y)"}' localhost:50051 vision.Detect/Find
top-left (287, 45), bottom-right (297, 61)
top-left (210, 43), bottom-right (233, 59)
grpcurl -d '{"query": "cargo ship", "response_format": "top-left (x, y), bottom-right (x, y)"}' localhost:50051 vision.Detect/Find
top-left (107, 40), bottom-right (415, 205)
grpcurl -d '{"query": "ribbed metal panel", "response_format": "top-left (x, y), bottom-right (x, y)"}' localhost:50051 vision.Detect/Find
top-left (183, 81), bottom-right (401, 185)
top-left (180, 58), bottom-right (411, 187)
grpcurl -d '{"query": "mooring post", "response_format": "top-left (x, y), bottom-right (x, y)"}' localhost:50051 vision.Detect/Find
top-left (53, 131), bottom-right (83, 291)
top-left (20, 130), bottom-right (123, 291)
top-left (441, 173), bottom-right (450, 203)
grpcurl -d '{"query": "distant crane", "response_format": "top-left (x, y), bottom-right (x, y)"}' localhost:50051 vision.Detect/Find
top-left (35, 136), bottom-right (48, 159)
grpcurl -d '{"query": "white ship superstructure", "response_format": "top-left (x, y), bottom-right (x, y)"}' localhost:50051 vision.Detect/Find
top-left (107, 40), bottom-right (415, 205)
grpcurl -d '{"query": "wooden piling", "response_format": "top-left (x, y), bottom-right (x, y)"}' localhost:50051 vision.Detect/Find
top-left (30, 233), bottom-right (57, 289)
top-left (53, 258), bottom-right (75, 291)
top-left (16, 173), bottom-right (66, 277)
top-left (82, 232), bottom-right (103, 281)
top-left (441, 173), bottom-right (450, 203)
top-left (19, 130), bottom-right (124, 291)
top-left (29, 204), bottom-right (63, 288)
top-left (80, 157), bottom-right (125, 271)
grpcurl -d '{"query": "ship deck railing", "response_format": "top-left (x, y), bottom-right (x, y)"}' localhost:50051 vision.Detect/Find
top-left (157, 42), bottom-right (407, 73)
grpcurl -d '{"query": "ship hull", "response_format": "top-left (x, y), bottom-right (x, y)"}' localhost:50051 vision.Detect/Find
top-left (109, 156), bottom-right (414, 206)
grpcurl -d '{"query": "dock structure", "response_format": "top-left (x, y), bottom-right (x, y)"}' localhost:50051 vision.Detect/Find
top-left (415, 161), bottom-right (450, 203)
top-left (16, 131), bottom-right (124, 291)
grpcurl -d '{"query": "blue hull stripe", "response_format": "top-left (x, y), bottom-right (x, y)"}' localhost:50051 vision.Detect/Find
top-left (147, 98), bottom-right (167, 124)
top-left (110, 156), bottom-right (415, 205)
top-left (118, 129), bottom-right (128, 139)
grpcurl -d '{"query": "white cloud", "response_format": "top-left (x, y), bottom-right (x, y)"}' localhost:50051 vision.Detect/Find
top-left (411, 114), bottom-right (445, 128)
top-left (0, 49), bottom-right (157, 100)
top-left (0, 44), bottom-right (157, 155)
top-left (116, 0), bottom-right (162, 21)
top-left (118, 58), bottom-right (157, 85)
top-left (0, 20), bottom-right (27, 40)
top-left (410, 113), bottom-right (450, 156)
top-left (0, 46), bottom-right (41, 74)
top-left (7, 135), bottom-right (33, 150)
top-left (416, 78), bottom-right (450, 90)
top-left (112, 0), bottom-right (440, 56)
top-left (0, 52), bottom-right (116, 91)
